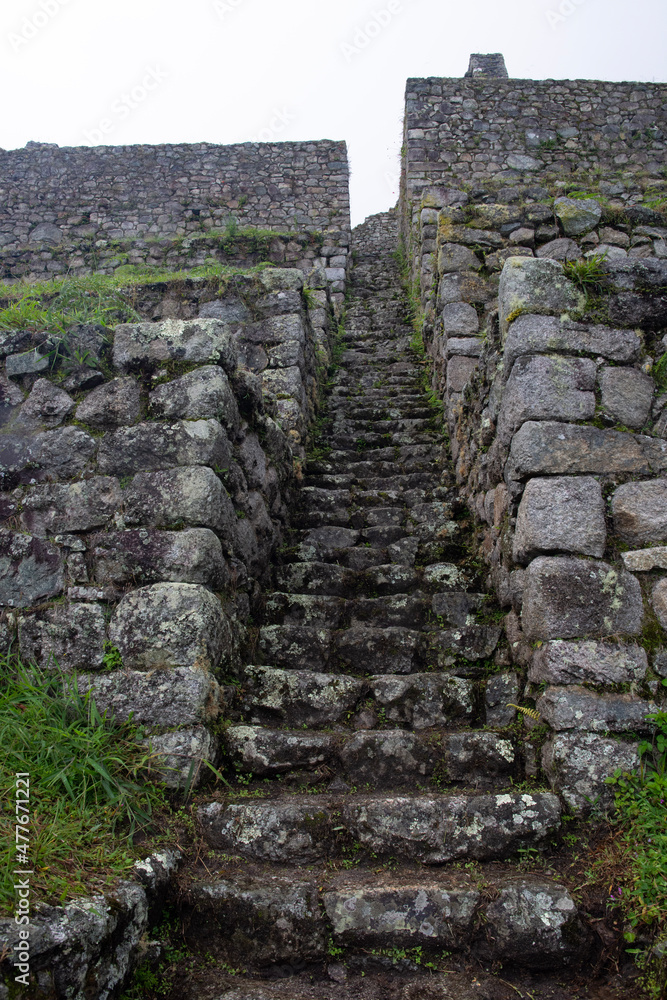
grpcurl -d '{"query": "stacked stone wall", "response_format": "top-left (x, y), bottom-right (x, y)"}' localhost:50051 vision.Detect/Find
top-left (0, 267), bottom-right (337, 787)
top-left (404, 180), bottom-right (667, 810)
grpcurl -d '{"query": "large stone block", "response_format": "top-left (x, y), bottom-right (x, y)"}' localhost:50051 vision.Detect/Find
top-left (20, 477), bottom-right (122, 535)
top-left (113, 318), bottom-right (238, 373)
top-left (109, 582), bottom-right (231, 671)
top-left (123, 466), bottom-right (236, 544)
top-left (599, 366), bottom-right (654, 430)
top-left (611, 479), bottom-right (667, 546)
top-left (503, 314), bottom-right (641, 372)
top-left (521, 556), bottom-right (643, 640)
top-left (97, 419), bottom-right (232, 477)
top-left (369, 673), bottom-right (474, 729)
top-left (483, 877), bottom-right (586, 968)
top-left (18, 602), bottom-right (106, 671)
top-left (498, 258), bottom-right (585, 338)
top-left (198, 798), bottom-right (334, 863)
top-left (0, 530), bottom-right (64, 607)
top-left (441, 302), bottom-right (479, 336)
top-left (497, 356), bottom-right (596, 445)
top-left (513, 476), bottom-right (606, 563)
top-left (446, 355), bottom-right (479, 393)
top-left (554, 197), bottom-right (602, 236)
top-left (1, 426), bottom-right (97, 486)
top-left (437, 243), bottom-right (482, 273)
top-left (241, 665), bottom-right (365, 726)
top-left (148, 366), bottom-right (240, 431)
top-left (75, 377), bottom-right (142, 429)
top-left (79, 665), bottom-right (221, 725)
top-left (506, 422), bottom-right (667, 481)
top-left (652, 578), bottom-right (667, 629)
top-left (183, 877), bottom-right (327, 965)
top-left (343, 792), bottom-right (561, 864)
top-left (339, 731), bottom-right (432, 786)
top-left (225, 725), bottom-right (335, 776)
top-left (324, 884), bottom-right (479, 948)
top-left (542, 732), bottom-right (640, 813)
top-left (536, 685), bottom-right (656, 732)
top-left (90, 528), bottom-right (228, 589)
top-left (16, 378), bottom-right (74, 429)
top-left (529, 640), bottom-right (648, 685)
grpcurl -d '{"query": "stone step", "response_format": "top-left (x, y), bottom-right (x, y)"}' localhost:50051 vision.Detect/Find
top-left (331, 418), bottom-right (435, 434)
top-left (274, 560), bottom-right (473, 598)
top-left (181, 869), bottom-right (585, 972)
top-left (225, 724), bottom-right (517, 787)
top-left (328, 432), bottom-right (437, 450)
top-left (198, 790), bottom-right (562, 864)
top-left (258, 623), bottom-right (425, 673)
top-left (238, 665), bottom-right (475, 728)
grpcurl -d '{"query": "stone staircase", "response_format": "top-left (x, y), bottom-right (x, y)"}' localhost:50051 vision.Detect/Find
top-left (179, 212), bottom-right (592, 997)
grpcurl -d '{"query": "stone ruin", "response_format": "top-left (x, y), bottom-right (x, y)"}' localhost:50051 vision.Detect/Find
top-left (0, 54), bottom-right (666, 1000)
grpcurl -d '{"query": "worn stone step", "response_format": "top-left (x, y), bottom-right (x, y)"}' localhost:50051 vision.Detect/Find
top-left (258, 624), bottom-right (425, 674)
top-left (198, 790), bottom-right (562, 864)
top-left (181, 871), bottom-right (586, 973)
top-left (225, 724), bottom-right (516, 787)
top-left (330, 432), bottom-right (437, 450)
top-left (238, 665), bottom-right (475, 728)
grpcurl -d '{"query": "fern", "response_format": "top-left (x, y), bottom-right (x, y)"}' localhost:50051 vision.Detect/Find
top-left (506, 703), bottom-right (541, 722)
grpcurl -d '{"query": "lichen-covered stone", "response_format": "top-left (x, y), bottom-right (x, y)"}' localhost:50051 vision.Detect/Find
top-left (446, 355), bottom-right (478, 393)
top-left (528, 640), bottom-right (647, 685)
top-left (497, 356), bottom-right (596, 446)
top-left (506, 422), bottom-right (667, 480)
top-left (554, 197), bottom-right (602, 236)
top-left (97, 419), bottom-right (232, 477)
top-left (90, 528), bottom-right (228, 589)
top-left (123, 466), bottom-right (236, 546)
top-left (198, 798), bottom-right (334, 863)
top-left (113, 318), bottom-right (238, 373)
top-left (18, 601), bottom-right (106, 671)
top-left (241, 665), bottom-right (365, 726)
top-left (145, 726), bottom-right (218, 789)
top-left (513, 476), bottom-right (606, 563)
top-left (20, 476), bottom-right (122, 536)
top-left (599, 366), bottom-right (654, 430)
top-left (225, 725), bottom-right (335, 776)
top-left (343, 792), bottom-right (561, 863)
top-left (75, 377), bottom-right (142, 429)
top-left (521, 557), bottom-right (643, 640)
top-left (15, 378), bottom-right (75, 429)
top-left (437, 243), bottom-right (482, 273)
top-left (443, 732), bottom-right (516, 782)
top-left (183, 877), bottom-right (327, 965)
top-left (79, 665), bottom-right (221, 725)
top-left (335, 626), bottom-right (422, 674)
top-left (0, 426), bottom-right (97, 485)
top-left (109, 582), bottom-right (231, 671)
top-left (611, 478), bottom-right (667, 546)
top-left (369, 673), bottom-right (474, 729)
top-left (441, 302), bottom-right (479, 336)
top-left (483, 877), bottom-right (586, 967)
top-left (485, 671), bottom-right (519, 727)
top-left (0, 529), bottom-right (64, 607)
top-left (148, 365), bottom-right (240, 430)
top-left (652, 578), bottom-right (667, 629)
top-left (0, 882), bottom-right (148, 1000)
top-left (324, 884), bottom-right (480, 948)
top-left (542, 732), bottom-right (640, 813)
top-left (498, 258), bottom-right (585, 338)
top-left (536, 686), bottom-right (656, 732)
top-left (340, 731), bottom-right (432, 787)
top-left (503, 314), bottom-right (641, 372)
top-left (622, 547), bottom-right (667, 572)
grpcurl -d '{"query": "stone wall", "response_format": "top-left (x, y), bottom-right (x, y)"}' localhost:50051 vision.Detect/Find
top-left (401, 71), bottom-right (667, 245)
top-left (405, 182), bottom-right (667, 810)
top-left (0, 266), bottom-right (337, 788)
top-left (0, 140), bottom-right (350, 246)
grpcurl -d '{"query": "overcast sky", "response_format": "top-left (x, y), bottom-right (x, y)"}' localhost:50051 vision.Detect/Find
top-left (2, 0), bottom-right (666, 227)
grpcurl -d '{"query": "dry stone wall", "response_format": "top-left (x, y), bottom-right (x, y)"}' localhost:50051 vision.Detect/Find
top-left (0, 266), bottom-right (337, 787)
top-left (404, 178), bottom-right (667, 812)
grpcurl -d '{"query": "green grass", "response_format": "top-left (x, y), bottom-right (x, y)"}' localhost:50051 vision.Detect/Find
top-left (654, 352), bottom-right (667, 394)
top-left (562, 253), bottom-right (609, 294)
top-left (0, 655), bottom-right (166, 911)
top-left (599, 707), bottom-right (667, 994)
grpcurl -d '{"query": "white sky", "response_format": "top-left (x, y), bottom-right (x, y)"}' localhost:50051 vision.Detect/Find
top-left (1, 0), bottom-right (666, 227)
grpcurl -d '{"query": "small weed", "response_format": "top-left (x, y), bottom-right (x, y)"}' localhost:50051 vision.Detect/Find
top-left (563, 253), bottom-right (609, 294)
